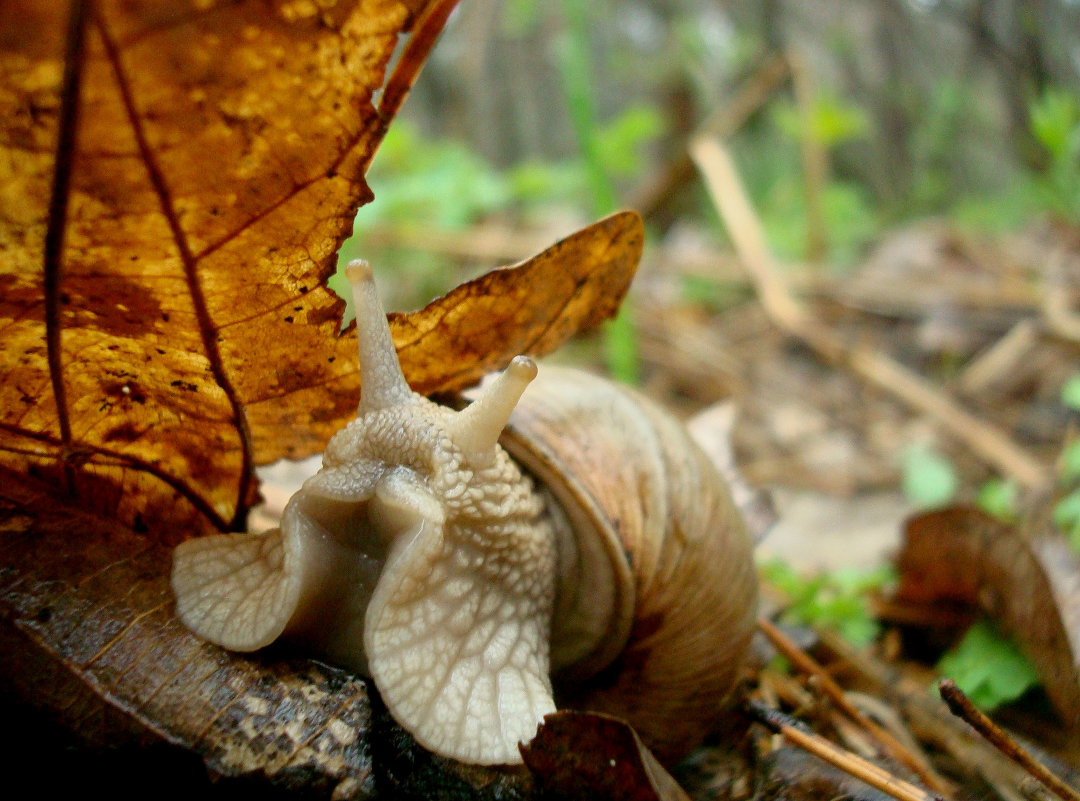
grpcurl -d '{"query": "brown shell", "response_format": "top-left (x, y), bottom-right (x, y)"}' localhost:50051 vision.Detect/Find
top-left (499, 367), bottom-right (758, 764)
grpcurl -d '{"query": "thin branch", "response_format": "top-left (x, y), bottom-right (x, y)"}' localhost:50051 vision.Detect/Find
top-left (690, 135), bottom-right (1049, 489)
top-left (747, 700), bottom-right (942, 801)
top-left (938, 680), bottom-right (1080, 801)
top-left (758, 617), bottom-right (954, 796)
top-left (819, 630), bottom-right (1034, 801)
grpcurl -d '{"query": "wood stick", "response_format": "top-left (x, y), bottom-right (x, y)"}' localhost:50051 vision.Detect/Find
top-left (747, 700), bottom-right (942, 801)
top-left (820, 630), bottom-right (1044, 801)
top-left (938, 680), bottom-right (1080, 801)
top-left (758, 617), bottom-right (955, 796)
top-left (957, 320), bottom-right (1040, 396)
top-left (689, 135), bottom-right (1050, 489)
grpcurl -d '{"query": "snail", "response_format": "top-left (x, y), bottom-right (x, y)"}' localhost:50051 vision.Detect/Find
top-left (171, 260), bottom-right (758, 766)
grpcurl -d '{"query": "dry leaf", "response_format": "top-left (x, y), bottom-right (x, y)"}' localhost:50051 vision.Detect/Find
top-left (520, 710), bottom-right (691, 801)
top-left (0, 0), bottom-right (642, 548)
top-left (392, 210), bottom-right (643, 395)
top-left (895, 507), bottom-right (1080, 727)
top-left (0, 0), bottom-right (441, 538)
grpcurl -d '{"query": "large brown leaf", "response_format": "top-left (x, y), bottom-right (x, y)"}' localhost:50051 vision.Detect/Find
top-left (0, 0), bottom-right (442, 538)
top-left (0, 0), bottom-right (642, 545)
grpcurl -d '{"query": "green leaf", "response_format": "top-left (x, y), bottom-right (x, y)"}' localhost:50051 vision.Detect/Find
top-left (1060, 440), bottom-right (1080, 484)
top-left (1053, 491), bottom-right (1080, 535)
top-left (772, 92), bottom-right (870, 148)
top-left (357, 123), bottom-right (513, 228)
top-left (1061, 374), bottom-right (1080, 411)
top-left (901, 444), bottom-right (958, 509)
top-left (937, 620), bottom-right (1040, 711)
top-left (594, 104), bottom-right (664, 179)
top-left (977, 478), bottom-right (1019, 522)
top-left (758, 560), bottom-right (894, 647)
top-left (1029, 89), bottom-right (1080, 162)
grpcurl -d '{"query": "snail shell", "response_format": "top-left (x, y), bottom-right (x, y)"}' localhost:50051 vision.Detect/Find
top-left (171, 260), bottom-right (758, 767)
top-left (501, 367), bottom-right (758, 764)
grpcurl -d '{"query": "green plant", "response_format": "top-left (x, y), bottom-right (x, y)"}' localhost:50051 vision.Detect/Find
top-left (1060, 439), bottom-right (1080, 484)
top-left (937, 620), bottom-right (1040, 711)
top-left (1055, 375), bottom-right (1080, 551)
top-left (1061, 373), bottom-right (1080, 411)
top-left (901, 443), bottom-right (959, 510)
top-left (555, 0), bottom-right (651, 385)
top-left (760, 560), bottom-right (895, 647)
top-left (1054, 492), bottom-right (1080, 548)
top-left (357, 122), bottom-right (514, 228)
top-left (732, 92), bottom-right (878, 267)
top-left (772, 90), bottom-right (870, 150)
top-left (1028, 87), bottom-right (1080, 223)
top-left (976, 477), bottom-right (1019, 523)
top-left (760, 176), bottom-right (878, 267)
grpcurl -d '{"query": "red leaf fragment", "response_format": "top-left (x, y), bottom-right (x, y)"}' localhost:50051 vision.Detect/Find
top-left (520, 710), bottom-right (691, 801)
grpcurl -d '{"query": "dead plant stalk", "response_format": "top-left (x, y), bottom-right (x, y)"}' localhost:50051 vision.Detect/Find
top-left (689, 136), bottom-right (1049, 490)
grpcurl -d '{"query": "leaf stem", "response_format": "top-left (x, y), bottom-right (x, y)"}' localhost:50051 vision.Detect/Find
top-left (44, 0), bottom-right (91, 494)
top-left (939, 679), bottom-right (1080, 801)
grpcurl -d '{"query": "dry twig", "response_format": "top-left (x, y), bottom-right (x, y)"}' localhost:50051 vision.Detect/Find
top-left (758, 617), bottom-right (954, 796)
top-left (938, 680), bottom-right (1080, 801)
top-left (689, 135), bottom-right (1050, 489)
top-left (1042, 249), bottom-right (1080, 343)
top-left (820, 630), bottom-right (1047, 801)
top-left (630, 54), bottom-right (790, 221)
top-left (747, 700), bottom-right (941, 801)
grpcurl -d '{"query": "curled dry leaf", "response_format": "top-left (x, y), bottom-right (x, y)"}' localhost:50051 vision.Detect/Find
top-left (895, 507), bottom-right (1080, 728)
top-left (391, 210), bottom-right (643, 396)
top-left (519, 710), bottom-right (691, 801)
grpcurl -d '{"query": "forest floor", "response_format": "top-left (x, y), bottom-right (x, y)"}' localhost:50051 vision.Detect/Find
top-left (254, 204), bottom-right (1080, 800)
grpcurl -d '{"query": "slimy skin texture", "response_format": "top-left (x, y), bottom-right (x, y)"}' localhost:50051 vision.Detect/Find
top-left (172, 261), bottom-right (557, 765)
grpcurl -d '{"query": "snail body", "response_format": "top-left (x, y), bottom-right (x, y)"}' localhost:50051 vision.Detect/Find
top-left (171, 261), bottom-right (757, 766)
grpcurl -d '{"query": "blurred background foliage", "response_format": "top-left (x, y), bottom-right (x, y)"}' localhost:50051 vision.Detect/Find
top-left (330, 1), bottom-right (1080, 699)
top-left (338, 0), bottom-right (1080, 314)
